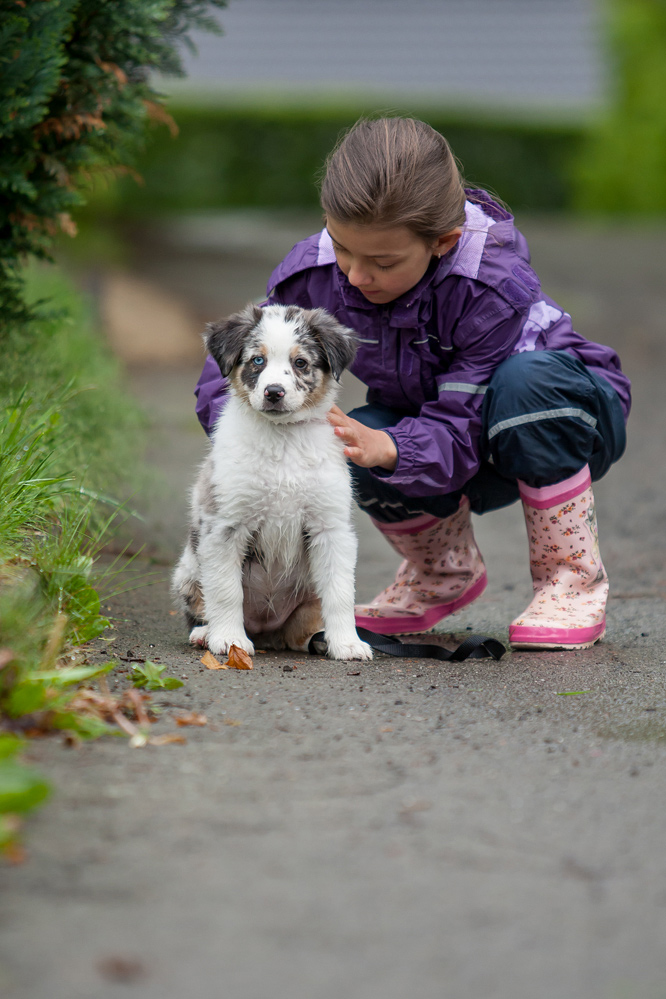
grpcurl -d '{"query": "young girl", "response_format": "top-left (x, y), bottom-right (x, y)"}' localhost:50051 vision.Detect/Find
top-left (194, 117), bottom-right (630, 651)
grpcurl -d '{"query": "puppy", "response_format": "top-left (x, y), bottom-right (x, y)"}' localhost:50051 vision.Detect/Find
top-left (172, 303), bottom-right (373, 662)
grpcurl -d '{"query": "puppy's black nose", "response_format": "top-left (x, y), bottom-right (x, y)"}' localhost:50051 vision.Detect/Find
top-left (264, 384), bottom-right (285, 402)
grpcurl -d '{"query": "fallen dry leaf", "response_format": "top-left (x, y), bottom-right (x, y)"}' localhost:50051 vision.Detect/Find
top-left (223, 718), bottom-right (242, 726)
top-left (3, 841), bottom-right (27, 865)
top-left (201, 650), bottom-right (227, 670)
top-left (97, 955), bottom-right (146, 984)
top-left (225, 645), bottom-right (253, 670)
top-left (123, 688), bottom-right (152, 727)
top-left (175, 712), bottom-right (207, 727)
top-left (0, 814), bottom-right (25, 863)
top-left (148, 733), bottom-right (187, 746)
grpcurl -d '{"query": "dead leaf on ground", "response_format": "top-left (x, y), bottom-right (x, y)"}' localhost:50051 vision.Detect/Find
top-left (3, 842), bottom-right (27, 865)
top-left (1, 816), bottom-right (26, 864)
top-left (123, 688), bottom-right (152, 727)
top-left (225, 645), bottom-right (253, 670)
top-left (201, 650), bottom-right (227, 670)
top-left (97, 956), bottom-right (147, 984)
top-left (223, 718), bottom-right (242, 727)
top-left (148, 733), bottom-right (187, 746)
top-left (67, 687), bottom-right (154, 734)
top-left (175, 712), bottom-right (207, 727)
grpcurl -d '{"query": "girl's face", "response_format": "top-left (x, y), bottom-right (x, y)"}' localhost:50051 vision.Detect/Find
top-left (326, 219), bottom-right (462, 305)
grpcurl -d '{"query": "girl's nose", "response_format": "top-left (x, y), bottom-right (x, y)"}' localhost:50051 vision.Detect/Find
top-left (347, 261), bottom-right (372, 287)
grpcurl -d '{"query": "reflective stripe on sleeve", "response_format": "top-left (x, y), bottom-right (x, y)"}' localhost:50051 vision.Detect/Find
top-left (487, 407), bottom-right (598, 441)
top-left (438, 382), bottom-right (488, 395)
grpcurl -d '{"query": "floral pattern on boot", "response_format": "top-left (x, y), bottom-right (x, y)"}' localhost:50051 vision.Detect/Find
top-left (510, 484), bottom-right (608, 650)
top-left (355, 497), bottom-right (487, 635)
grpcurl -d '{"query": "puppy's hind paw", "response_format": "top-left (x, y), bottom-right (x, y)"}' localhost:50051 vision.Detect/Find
top-left (189, 625), bottom-right (209, 647)
top-left (326, 637), bottom-right (374, 662)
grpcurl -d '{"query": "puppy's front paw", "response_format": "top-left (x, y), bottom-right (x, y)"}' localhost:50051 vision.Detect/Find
top-left (189, 625), bottom-right (209, 647)
top-left (206, 631), bottom-right (255, 657)
top-left (326, 636), bottom-right (373, 661)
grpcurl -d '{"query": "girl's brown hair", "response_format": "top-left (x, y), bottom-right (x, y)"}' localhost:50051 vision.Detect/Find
top-left (320, 116), bottom-right (467, 244)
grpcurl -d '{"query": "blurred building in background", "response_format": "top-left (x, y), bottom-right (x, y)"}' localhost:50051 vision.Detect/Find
top-left (166, 0), bottom-right (607, 119)
top-left (100, 0), bottom-right (666, 369)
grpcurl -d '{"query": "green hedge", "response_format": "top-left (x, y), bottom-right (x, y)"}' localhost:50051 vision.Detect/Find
top-left (86, 105), bottom-right (585, 218)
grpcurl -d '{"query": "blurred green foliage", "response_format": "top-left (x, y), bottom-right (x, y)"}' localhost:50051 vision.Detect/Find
top-left (3, 262), bottom-right (145, 494)
top-left (574, 0), bottom-right (666, 214)
top-left (82, 104), bottom-right (585, 219)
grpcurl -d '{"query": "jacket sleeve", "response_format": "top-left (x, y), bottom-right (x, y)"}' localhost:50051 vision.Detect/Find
top-left (375, 285), bottom-right (526, 497)
top-left (194, 354), bottom-right (231, 436)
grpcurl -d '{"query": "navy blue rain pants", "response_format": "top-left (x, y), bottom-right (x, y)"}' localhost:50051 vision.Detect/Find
top-left (349, 350), bottom-right (627, 524)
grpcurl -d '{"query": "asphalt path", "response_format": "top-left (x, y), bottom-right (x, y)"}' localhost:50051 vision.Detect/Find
top-left (2, 217), bottom-right (666, 999)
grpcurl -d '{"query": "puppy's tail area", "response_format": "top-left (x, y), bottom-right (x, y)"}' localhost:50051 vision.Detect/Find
top-left (171, 544), bottom-right (206, 628)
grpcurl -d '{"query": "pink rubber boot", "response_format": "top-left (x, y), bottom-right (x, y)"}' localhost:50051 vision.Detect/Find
top-left (509, 465), bottom-right (608, 650)
top-left (354, 496), bottom-right (487, 635)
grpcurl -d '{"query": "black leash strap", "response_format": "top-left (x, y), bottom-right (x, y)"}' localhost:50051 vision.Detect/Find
top-left (308, 628), bottom-right (506, 662)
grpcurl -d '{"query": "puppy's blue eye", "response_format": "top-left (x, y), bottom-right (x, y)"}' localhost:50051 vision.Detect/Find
top-left (294, 358), bottom-right (307, 369)
top-left (251, 356), bottom-right (265, 366)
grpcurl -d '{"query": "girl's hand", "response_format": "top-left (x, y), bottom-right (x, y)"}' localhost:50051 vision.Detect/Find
top-left (327, 405), bottom-right (398, 471)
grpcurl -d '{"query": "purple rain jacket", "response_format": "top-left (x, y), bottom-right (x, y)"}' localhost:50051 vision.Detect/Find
top-left (195, 191), bottom-right (631, 499)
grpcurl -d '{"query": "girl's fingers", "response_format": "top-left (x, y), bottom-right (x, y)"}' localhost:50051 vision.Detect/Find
top-left (334, 426), bottom-right (359, 445)
top-left (326, 406), bottom-right (348, 427)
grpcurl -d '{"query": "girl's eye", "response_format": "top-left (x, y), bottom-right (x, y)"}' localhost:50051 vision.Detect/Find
top-left (251, 356), bottom-right (265, 366)
top-left (376, 262), bottom-right (395, 271)
top-left (294, 358), bottom-right (308, 369)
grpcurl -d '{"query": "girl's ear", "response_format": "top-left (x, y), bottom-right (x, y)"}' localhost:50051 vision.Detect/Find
top-left (433, 227), bottom-right (463, 257)
top-left (204, 304), bottom-right (263, 377)
top-left (303, 308), bottom-right (358, 381)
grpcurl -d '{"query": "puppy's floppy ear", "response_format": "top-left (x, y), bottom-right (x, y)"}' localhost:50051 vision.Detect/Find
top-left (204, 304), bottom-right (263, 377)
top-left (303, 308), bottom-right (358, 381)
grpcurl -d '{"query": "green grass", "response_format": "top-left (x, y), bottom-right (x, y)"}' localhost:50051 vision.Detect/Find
top-left (0, 265), bottom-right (146, 858)
top-left (3, 262), bottom-right (146, 494)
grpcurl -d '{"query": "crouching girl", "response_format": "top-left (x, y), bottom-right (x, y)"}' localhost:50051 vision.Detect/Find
top-left (195, 117), bottom-right (630, 650)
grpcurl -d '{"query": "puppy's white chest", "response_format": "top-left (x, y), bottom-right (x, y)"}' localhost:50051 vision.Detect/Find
top-left (215, 416), bottom-right (344, 517)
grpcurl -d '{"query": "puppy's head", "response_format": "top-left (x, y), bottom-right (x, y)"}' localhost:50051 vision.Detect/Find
top-left (205, 304), bottom-right (357, 420)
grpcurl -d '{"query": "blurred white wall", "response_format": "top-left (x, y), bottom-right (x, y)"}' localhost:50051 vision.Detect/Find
top-left (163, 0), bottom-right (607, 117)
